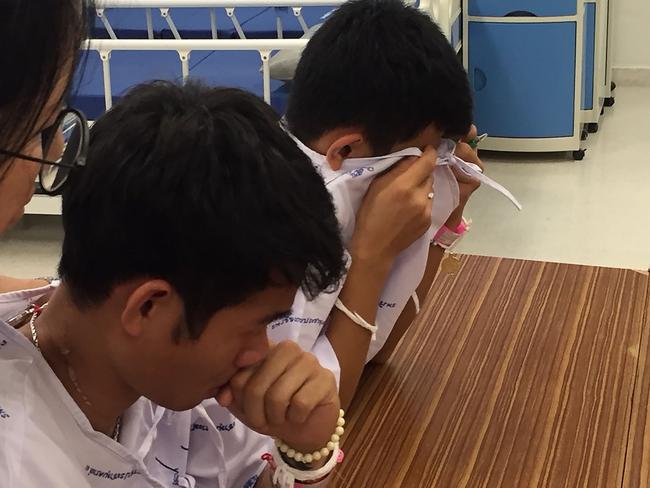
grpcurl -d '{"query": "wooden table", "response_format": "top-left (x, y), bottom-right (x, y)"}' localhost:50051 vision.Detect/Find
top-left (332, 255), bottom-right (650, 487)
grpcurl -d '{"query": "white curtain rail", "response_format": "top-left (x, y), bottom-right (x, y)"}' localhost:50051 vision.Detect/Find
top-left (96, 0), bottom-right (346, 8)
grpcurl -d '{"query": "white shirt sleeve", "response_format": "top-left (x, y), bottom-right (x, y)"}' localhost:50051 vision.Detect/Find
top-left (267, 251), bottom-right (351, 385)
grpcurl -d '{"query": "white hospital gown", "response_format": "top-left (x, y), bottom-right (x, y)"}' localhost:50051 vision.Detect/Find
top-left (0, 285), bottom-right (271, 488)
top-left (269, 137), bottom-right (521, 367)
top-left (268, 139), bottom-right (459, 369)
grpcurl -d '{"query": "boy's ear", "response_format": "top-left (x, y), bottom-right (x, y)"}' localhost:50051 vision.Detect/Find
top-left (121, 280), bottom-right (177, 338)
top-left (325, 132), bottom-right (364, 170)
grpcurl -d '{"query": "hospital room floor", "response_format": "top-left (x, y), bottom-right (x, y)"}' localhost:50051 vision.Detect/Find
top-left (456, 85), bottom-right (650, 271)
top-left (1, 85), bottom-right (649, 278)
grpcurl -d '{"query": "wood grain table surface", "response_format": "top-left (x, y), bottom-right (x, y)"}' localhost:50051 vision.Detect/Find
top-left (331, 255), bottom-right (650, 488)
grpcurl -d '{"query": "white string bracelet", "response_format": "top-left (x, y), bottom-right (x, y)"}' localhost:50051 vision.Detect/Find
top-left (271, 444), bottom-right (341, 488)
top-left (411, 292), bottom-right (421, 315)
top-left (334, 298), bottom-right (377, 340)
top-left (265, 409), bottom-right (345, 487)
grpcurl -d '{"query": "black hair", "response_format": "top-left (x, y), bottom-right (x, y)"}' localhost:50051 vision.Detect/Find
top-left (59, 81), bottom-right (346, 338)
top-left (286, 0), bottom-right (473, 154)
top-left (0, 0), bottom-right (91, 166)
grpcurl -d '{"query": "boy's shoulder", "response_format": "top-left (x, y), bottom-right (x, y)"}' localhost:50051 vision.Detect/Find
top-left (0, 322), bottom-right (171, 487)
top-left (0, 321), bottom-right (138, 487)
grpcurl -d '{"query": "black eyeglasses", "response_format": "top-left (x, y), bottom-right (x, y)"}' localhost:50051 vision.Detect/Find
top-left (0, 108), bottom-right (88, 195)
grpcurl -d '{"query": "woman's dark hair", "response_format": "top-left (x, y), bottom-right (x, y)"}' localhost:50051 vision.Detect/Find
top-left (0, 0), bottom-right (91, 166)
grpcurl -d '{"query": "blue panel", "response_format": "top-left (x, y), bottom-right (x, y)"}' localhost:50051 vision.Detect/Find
top-left (70, 50), bottom-right (289, 119)
top-left (467, 0), bottom-right (576, 17)
top-left (70, 51), bottom-right (106, 120)
top-left (301, 6), bottom-right (336, 25)
top-left (190, 50), bottom-right (283, 95)
top-left (451, 15), bottom-right (462, 49)
top-left (581, 3), bottom-right (596, 110)
top-left (70, 51), bottom-right (183, 119)
top-left (158, 8), bottom-right (237, 38)
top-left (191, 51), bottom-right (289, 112)
top-left (468, 22), bottom-right (576, 138)
top-left (270, 82), bottom-right (292, 115)
top-left (93, 8), bottom-right (239, 38)
top-left (111, 51), bottom-right (183, 91)
top-left (93, 8), bottom-right (163, 34)
top-left (235, 7), bottom-right (305, 38)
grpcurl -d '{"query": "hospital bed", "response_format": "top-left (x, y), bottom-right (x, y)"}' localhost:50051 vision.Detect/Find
top-left (26, 0), bottom-right (459, 215)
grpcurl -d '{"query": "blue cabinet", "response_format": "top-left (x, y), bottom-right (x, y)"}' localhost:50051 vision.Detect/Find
top-left (467, 0), bottom-right (576, 18)
top-left (468, 21), bottom-right (576, 138)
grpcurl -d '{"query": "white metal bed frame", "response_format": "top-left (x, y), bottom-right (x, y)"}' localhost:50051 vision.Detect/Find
top-left (94, 0), bottom-right (332, 40)
top-left (85, 38), bottom-right (310, 110)
top-left (26, 0), bottom-right (456, 215)
top-left (89, 0), bottom-right (455, 106)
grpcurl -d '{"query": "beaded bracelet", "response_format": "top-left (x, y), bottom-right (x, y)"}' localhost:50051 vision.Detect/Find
top-left (268, 444), bottom-right (342, 488)
top-left (275, 409), bottom-right (346, 464)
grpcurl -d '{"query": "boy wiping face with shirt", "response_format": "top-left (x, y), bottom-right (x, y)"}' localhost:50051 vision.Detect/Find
top-left (266, 0), bottom-right (521, 410)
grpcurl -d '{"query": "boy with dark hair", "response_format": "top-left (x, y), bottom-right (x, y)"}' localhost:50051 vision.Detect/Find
top-left (270, 0), bottom-right (518, 409)
top-left (0, 81), bottom-right (350, 487)
top-left (286, 0), bottom-right (473, 158)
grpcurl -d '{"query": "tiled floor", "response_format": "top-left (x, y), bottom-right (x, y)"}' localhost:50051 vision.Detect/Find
top-left (456, 86), bottom-right (650, 271)
top-left (1, 86), bottom-right (649, 279)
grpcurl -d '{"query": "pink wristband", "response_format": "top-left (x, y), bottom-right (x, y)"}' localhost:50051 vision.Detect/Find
top-left (452, 219), bottom-right (468, 234)
top-left (434, 219), bottom-right (468, 242)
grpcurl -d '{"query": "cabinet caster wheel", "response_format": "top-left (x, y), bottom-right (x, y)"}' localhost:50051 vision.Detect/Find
top-left (581, 129), bottom-right (589, 141)
top-left (587, 122), bottom-right (599, 134)
top-left (573, 149), bottom-right (586, 161)
top-left (611, 81), bottom-right (616, 92)
top-left (604, 97), bottom-right (615, 107)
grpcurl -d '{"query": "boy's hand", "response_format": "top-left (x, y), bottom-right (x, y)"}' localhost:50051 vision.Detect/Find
top-left (447, 125), bottom-right (484, 227)
top-left (350, 146), bottom-right (437, 266)
top-left (216, 341), bottom-right (340, 454)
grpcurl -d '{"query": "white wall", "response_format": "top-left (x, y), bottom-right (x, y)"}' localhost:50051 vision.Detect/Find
top-left (611, 0), bottom-right (650, 68)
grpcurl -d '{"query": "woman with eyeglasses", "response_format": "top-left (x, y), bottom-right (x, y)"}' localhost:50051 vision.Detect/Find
top-left (0, 0), bottom-right (90, 292)
top-left (0, 1), bottom-right (90, 235)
